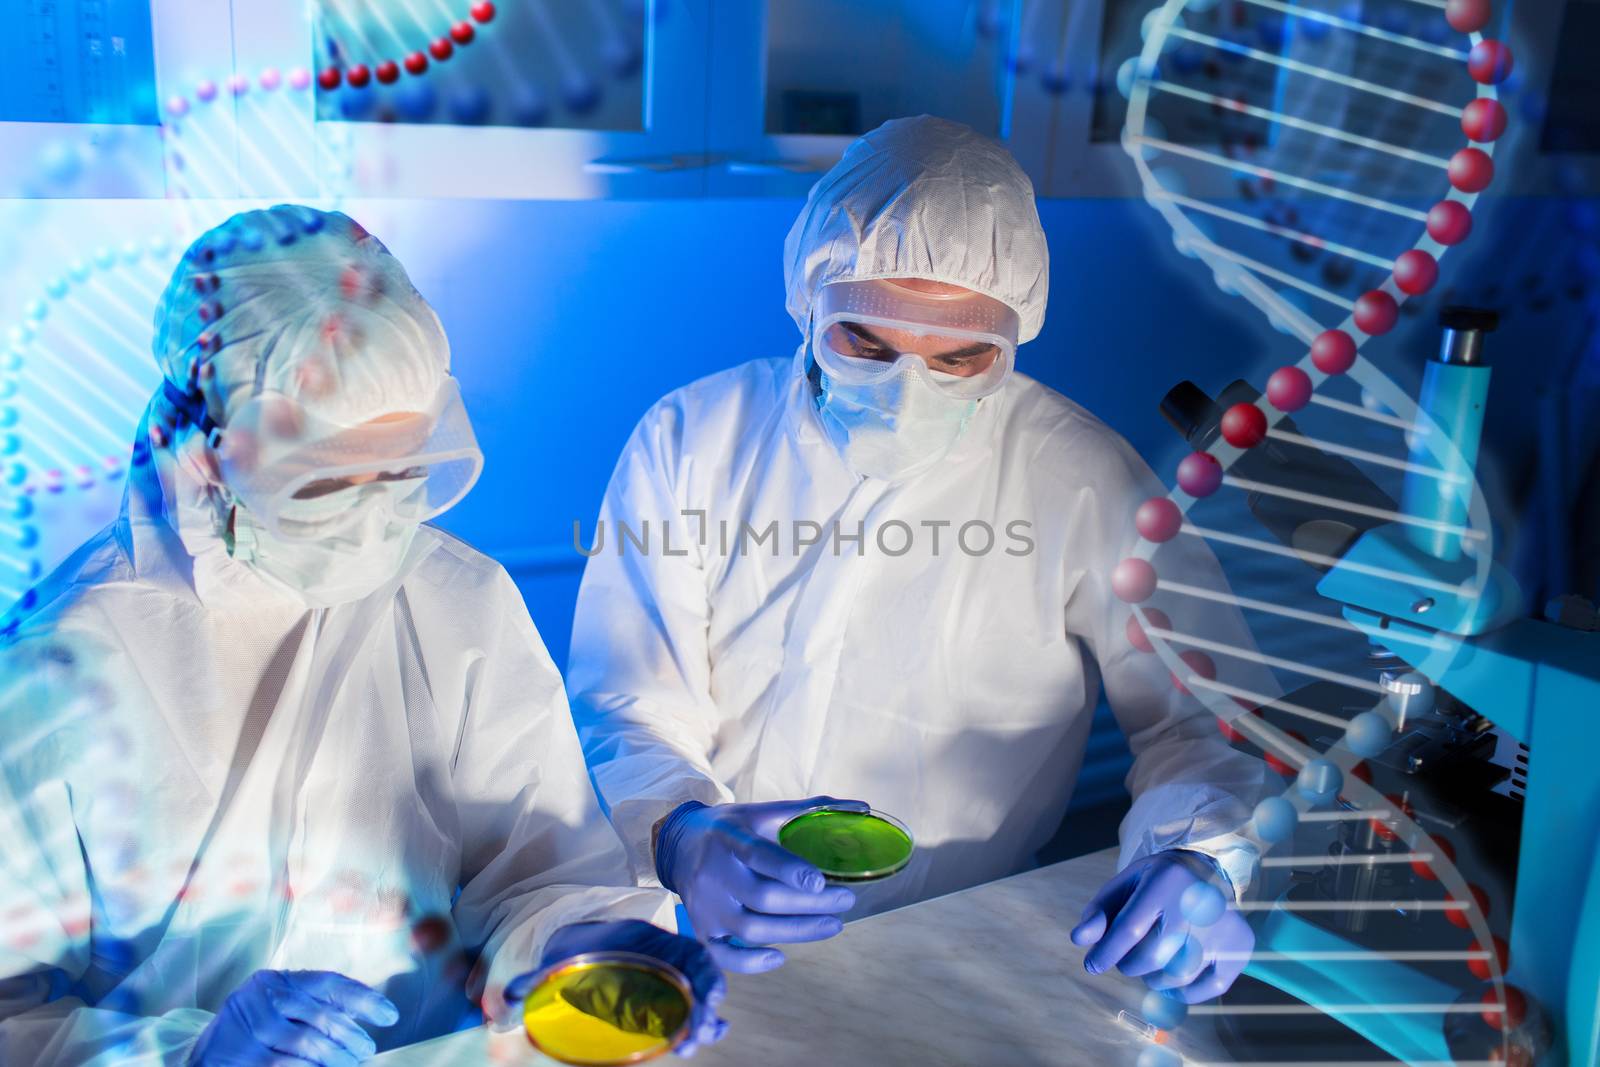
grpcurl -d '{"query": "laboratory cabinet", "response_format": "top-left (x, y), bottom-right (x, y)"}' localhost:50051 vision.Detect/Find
top-left (13, 0), bottom-right (1594, 202)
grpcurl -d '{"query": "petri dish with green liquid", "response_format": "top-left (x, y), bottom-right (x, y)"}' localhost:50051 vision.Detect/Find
top-left (521, 951), bottom-right (693, 1066)
top-left (778, 808), bottom-right (915, 883)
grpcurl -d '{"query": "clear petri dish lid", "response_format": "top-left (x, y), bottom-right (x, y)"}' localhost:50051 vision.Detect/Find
top-left (778, 808), bottom-right (916, 883)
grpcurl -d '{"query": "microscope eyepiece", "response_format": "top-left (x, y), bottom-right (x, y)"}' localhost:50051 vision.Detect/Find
top-left (1437, 306), bottom-right (1499, 366)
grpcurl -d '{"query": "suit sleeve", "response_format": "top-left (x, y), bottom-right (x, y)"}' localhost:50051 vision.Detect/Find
top-left (1062, 431), bottom-right (1278, 898)
top-left (448, 568), bottom-right (676, 1019)
top-left (565, 402), bottom-right (735, 889)
top-left (0, 633), bottom-right (213, 1065)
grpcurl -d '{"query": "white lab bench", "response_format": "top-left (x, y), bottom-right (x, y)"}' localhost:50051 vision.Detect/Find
top-left (371, 847), bottom-right (1233, 1067)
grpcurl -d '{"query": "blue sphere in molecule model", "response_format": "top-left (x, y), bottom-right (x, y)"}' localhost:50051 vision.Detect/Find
top-left (512, 86), bottom-right (551, 127)
top-left (1005, 46), bottom-right (1035, 75)
top-left (1256, 15), bottom-right (1287, 48)
top-left (1171, 44), bottom-right (1204, 75)
top-left (449, 85), bottom-right (492, 126)
top-left (1180, 878), bottom-right (1226, 927)
top-left (1142, 989), bottom-right (1189, 1030)
top-left (1298, 13), bottom-right (1331, 40)
top-left (1136, 1045), bottom-right (1182, 1067)
top-left (603, 35), bottom-right (643, 78)
top-left (563, 75), bottom-right (603, 115)
top-left (1378, 8), bottom-right (1411, 33)
top-left (1345, 710), bottom-right (1392, 758)
top-left (1296, 758), bottom-right (1343, 803)
top-left (395, 81), bottom-right (438, 122)
top-left (40, 140), bottom-right (84, 187)
top-left (339, 85), bottom-right (377, 120)
top-left (976, 4), bottom-right (1003, 38)
top-left (1253, 795), bottom-right (1298, 843)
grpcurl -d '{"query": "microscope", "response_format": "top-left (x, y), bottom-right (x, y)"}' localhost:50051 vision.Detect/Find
top-left (1160, 309), bottom-right (1600, 1065)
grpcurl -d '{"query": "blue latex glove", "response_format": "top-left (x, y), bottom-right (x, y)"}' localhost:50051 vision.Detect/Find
top-left (506, 919), bottom-right (728, 1058)
top-left (1070, 850), bottom-right (1254, 1003)
top-left (187, 970), bottom-right (399, 1066)
top-left (655, 797), bottom-right (867, 973)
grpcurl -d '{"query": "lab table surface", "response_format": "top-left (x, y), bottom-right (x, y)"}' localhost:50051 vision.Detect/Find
top-left (372, 846), bottom-right (1233, 1066)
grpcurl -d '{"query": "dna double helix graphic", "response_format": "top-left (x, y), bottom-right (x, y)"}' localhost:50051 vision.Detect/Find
top-left (1111, 0), bottom-right (1542, 1063)
top-left (315, 0), bottom-right (500, 91)
top-left (314, 0), bottom-right (648, 126)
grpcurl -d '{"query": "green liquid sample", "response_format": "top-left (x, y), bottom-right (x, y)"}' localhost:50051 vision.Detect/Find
top-left (778, 810), bottom-right (914, 882)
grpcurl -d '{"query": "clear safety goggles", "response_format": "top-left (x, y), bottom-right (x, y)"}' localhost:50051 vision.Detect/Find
top-left (810, 279), bottom-right (1021, 401)
top-left (216, 376), bottom-right (483, 541)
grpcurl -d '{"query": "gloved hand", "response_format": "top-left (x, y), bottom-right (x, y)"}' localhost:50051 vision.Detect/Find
top-left (1070, 850), bottom-right (1254, 1003)
top-left (187, 970), bottom-right (398, 1066)
top-left (655, 797), bottom-right (867, 973)
top-left (506, 919), bottom-right (728, 1058)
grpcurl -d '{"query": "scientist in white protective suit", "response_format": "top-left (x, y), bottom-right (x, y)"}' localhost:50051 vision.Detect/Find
top-left (568, 116), bottom-right (1276, 1002)
top-left (0, 206), bottom-right (726, 1065)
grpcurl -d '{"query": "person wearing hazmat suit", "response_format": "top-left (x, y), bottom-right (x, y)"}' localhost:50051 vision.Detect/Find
top-left (568, 117), bottom-right (1275, 1000)
top-left (0, 207), bottom-right (726, 1064)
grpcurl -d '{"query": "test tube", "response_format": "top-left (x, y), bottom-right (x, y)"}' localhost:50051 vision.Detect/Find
top-left (1116, 1010), bottom-right (1170, 1043)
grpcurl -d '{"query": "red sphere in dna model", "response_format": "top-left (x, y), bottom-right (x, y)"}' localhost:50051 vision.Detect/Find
top-left (1177, 451), bottom-right (1223, 497)
top-left (1220, 403), bottom-right (1268, 448)
top-left (1111, 558), bottom-right (1158, 603)
top-left (1126, 607), bottom-right (1173, 653)
top-left (1266, 366), bottom-right (1313, 412)
top-left (1467, 40), bottom-right (1514, 85)
top-left (1428, 201), bottom-right (1475, 245)
top-left (1393, 250), bottom-right (1440, 296)
top-left (1353, 290), bottom-right (1399, 335)
top-left (1467, 935), bottom-right (1510, 980)
top-left (1170, 649), bottom-right (1217, 695)
top-left (1310, 329), bottom-right (1357, 374)
top-left (1462, 98), bottom-right (1509, 143)
top-left (1136, 497), bottom-right (1184, 542)
top-left (1449, 148), bottom-right (1496, 193)
top-left (1481, 985), bottom-right (1528, 1029)
top-left (1446, 0), bottom-right (1493, 33)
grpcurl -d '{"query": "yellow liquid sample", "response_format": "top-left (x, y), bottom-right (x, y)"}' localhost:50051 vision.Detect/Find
top-left (522, 960), bottom-right (690, 1066)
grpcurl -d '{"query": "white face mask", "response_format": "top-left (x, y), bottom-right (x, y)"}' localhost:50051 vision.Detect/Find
top-left (228, 478), bottom-right (426, 607)
top-left (815, 361), bottom-right (979, 482)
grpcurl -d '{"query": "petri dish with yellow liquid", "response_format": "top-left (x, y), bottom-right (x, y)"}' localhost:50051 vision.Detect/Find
top-left (777, 808), bottom-right (915, 883)
top-left (521, 951), bottom-right (693, 1066)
